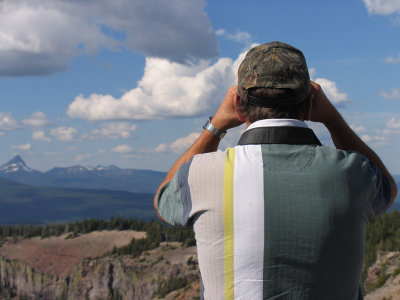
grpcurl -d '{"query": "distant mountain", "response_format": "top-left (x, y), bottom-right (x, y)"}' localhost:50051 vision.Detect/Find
top-left (0, 176), bottom-right (155, 224)
top-left (0, 155), bottom-right (38, 174)
top-left (0, 155), bottom-right (166, 194)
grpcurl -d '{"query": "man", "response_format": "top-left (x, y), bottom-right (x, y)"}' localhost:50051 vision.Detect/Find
top-left (154, 42), bottom-right (397, 299)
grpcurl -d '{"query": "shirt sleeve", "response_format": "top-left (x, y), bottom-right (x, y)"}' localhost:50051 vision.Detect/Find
top-left (368, 160), bottom-right (393, 218)
top-left (155, 158), bottom-right (193, 226)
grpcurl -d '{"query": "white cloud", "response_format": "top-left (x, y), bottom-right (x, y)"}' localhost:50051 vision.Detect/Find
top-left (385, 53), bottom-right (400, 64)
top-left (33, 130), bottom-right (51, 142)
top-left (308, 68), bottom-right (317, 79)
top-left (361, 134), bottom-right (387, 146)
top-left (170, 133), bottom-right (201, 153)
top-left (111, 145), bottom-right (134, 154)
top-left (68, 49), bottom-right (350, 121)
top-left (0, 0), bottom-right (217, 76)
top-left (22, 112), bottom-right (51, 127)
top-left (151, 143), bottom-right (169, 153)
top-left (361, 134), bottom-right (372, 143)
top-left (91, 122), bottom-right (137, 139)
top-left (216, 29), bottom-right (252, 44)
top-left (351, 124), bottom-right (367, 134)
top-left (50, 126), bottom-right (77, 141)
top-left (11, 143), bottom-right (31, 151)
top-left (380, 88), bottom-right (400, 100)
top-left (0, 112), bottom-right (19, 134)
top-left (67, 50), bottom-right (244, 121)
top-left (151, 132), bottom-right (201, 154)
top-left (387, 117), bottom-right (400, 128)
top-left (363, 0), bottom-right (400, 15)
top-left (314, 78), bottom-right (349, 106)
top-left (75, 153), bottom-right (92, 162)
top-left (309, 69), bottom-right (349, 106)
top-left (68, 146), bottom-right (78, 152)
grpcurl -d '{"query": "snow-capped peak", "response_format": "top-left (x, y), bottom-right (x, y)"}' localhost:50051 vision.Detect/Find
top-left (0, 155), bottom-right (35, 174)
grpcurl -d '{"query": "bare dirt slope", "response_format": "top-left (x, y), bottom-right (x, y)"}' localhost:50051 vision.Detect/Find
top-left (0, 230), bottom-right (145, 278)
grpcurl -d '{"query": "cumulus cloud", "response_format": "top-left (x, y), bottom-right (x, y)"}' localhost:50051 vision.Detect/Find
top-left (216, 29), bottom-right (252, 44)
top-left (11, 143), bottom-right (31, 151)
top-left (351, 124), bottom-right (367, 134)
top-left (385, 53), bottom-right (400, 64)
top-left (363, 0), bottom-right (400, 15)
top-left (33, 130), bottom-right (51, 142)
top-left (150, 132), bottom-right (201, 154)
top-left (309, 69), bottom-right (349, 106)
top-left (67, 49), bottom-right (246, 121)
top-left (380, 88), bottom-right (400, 100)
top-left (75, 153), bottom-right (92, 162)
top-left (0, 0), bottom-right (217, 76)
top-left (111, 145), bottom-right (134, 154)
top-left (314, 78), bottom-right (349, 106)
top-left (22, 112), bottom-right (51, 127)
top-left (387, 117), bottom-right (400, 128)
top-left (91, 122), bottom-right (137, 139)
top-left (0, 112), bottom-right (19, 134)
top-left (308, 68), bottom-right (317, 79)
top-left (68, 48), bottom-right (350, 121)
top-left (50, 126), bottom-right (77, 141)
top-left (361, 134), bottom-right (387, 146)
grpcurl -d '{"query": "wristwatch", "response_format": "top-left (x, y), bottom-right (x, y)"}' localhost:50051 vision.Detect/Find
top-left (203, 116), bottom-right (226, 138)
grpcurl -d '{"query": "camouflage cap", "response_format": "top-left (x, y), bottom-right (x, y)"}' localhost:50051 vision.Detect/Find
top-left (238, 41), bottom-right (311, 108)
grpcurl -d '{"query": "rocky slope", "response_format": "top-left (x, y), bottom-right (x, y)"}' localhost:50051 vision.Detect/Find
top-left (3, 230), bottom-right (398, 300)
top-left (364, 251), bottom-right (400, 300)
top-left (0, 231), bottom-right (200, 299)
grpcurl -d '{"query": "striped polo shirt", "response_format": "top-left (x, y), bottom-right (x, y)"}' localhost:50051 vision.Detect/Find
top-left (155, 119), bottom-right (392, 300)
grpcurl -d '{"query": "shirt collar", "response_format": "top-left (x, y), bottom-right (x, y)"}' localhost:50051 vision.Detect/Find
top-left (247, 119), bottom-right (308, 131)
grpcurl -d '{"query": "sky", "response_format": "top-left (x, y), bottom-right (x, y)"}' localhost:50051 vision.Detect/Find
top-left (0, 0), bottom-right (400, 174)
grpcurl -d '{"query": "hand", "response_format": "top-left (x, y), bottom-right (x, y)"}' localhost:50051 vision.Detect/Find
top-left (307, 81), bottom-right (339, 126)
top-left (211, 85), bottom-right (245, 131)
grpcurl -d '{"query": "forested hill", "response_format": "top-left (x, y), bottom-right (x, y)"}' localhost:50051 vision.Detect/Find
top-left (0, 177), bottom-right (155, 224)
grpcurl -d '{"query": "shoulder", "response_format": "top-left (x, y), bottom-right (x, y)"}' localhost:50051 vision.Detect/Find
top-left (316, 146), bottom-right (393, 217)
top-left (316, 146), bottom-right (374, 171)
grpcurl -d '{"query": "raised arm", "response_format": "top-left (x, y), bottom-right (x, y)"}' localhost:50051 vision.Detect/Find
top-left (153, 86), bottom-right (244, 213)
top-left (308, 81), bottom-right (398, 208)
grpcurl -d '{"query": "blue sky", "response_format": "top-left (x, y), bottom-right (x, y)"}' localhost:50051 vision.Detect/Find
top-left (0, 0), bottom-right (400, 174)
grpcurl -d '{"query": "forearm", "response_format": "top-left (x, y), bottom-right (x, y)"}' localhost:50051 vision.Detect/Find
top-left (309, 81), bottom-right (397, 205)
top-left (154, 85), bottom-right (243, 213)
top-left (325, 112), bottom-right (398, 205)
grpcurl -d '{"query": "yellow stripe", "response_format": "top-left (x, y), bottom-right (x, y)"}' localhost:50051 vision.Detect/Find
top-left (223, 148), bottom-right (235, 300)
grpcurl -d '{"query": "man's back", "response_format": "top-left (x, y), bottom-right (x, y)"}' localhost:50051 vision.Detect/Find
top-left (157, 121), bottom-right (386, 299)
top-left (154, 42), bottom-right (396, 300)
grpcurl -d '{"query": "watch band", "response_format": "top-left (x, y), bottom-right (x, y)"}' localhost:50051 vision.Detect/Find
top-left (203, 116), bottom-right (226, 138)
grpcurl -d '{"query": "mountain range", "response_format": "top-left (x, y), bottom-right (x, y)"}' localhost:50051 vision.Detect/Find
top-left (0, 155), bottom-right (166, 224)
top-left (0, 155), bottom-right (166, 193)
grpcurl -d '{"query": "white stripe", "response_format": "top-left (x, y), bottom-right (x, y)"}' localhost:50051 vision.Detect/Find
top-left (247, 118), bottom-right (308, 130)
top-left (233, 145), bottom-right (264, 299)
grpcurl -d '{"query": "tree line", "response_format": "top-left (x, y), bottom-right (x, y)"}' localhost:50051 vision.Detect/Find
top-left (0, 217), bottom-right (195, 248)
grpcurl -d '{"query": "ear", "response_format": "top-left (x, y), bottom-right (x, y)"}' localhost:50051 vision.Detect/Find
top-left (234, 94), bottom-right (246, 122)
